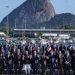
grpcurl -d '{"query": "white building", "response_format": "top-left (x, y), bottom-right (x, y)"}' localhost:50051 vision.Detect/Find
top-left (0, 32), bottom-right (7, 37)
top-left (42, 33), bottom-right (57, 37)
top-left (59, 34), bottom-right (70, 39)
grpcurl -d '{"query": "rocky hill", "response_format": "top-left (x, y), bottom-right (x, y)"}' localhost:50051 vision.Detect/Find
top-left (0, 0), bottom-right (55, 29)
top-left (34, 13), bottom-right (75, 29)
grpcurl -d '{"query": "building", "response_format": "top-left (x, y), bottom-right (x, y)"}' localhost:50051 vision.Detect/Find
top-left (0, 32), bottom-right (7, 37)
top-left (13, 29), bottom-right (75, 37)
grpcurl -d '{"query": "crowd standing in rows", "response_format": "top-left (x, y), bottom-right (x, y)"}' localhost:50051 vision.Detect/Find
top-left (0, 41), bottom-right (75, 75)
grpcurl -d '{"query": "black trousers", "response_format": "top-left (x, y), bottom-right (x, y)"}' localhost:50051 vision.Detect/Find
top-left (33, 63), bottom-right (39, 74)
top-left (72, 64), bottom-right (75, 75)
top-left (41, 63), bottom-right (46, 75)
top-left (64, 64), bottom-right (71, 75)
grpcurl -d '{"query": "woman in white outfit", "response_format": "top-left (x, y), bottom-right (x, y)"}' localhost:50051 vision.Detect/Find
top-left (22, 51), bottom-right (32, 74)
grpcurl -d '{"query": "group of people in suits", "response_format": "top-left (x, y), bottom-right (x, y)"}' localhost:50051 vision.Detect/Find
top-left (0, 41), bottom-right (75, 75)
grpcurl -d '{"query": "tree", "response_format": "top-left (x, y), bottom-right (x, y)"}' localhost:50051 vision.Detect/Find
top-left (37, 32), bottom-right (43, 37)
top-left (64, 25), bottom-right (71, 29)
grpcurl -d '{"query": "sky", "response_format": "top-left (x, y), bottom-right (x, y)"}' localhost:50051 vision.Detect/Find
top-left (0, 0), bottom-right (75, 22)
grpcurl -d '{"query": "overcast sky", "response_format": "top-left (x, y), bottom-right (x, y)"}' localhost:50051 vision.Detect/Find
top-left (0, 0), bottom-right (75, 22)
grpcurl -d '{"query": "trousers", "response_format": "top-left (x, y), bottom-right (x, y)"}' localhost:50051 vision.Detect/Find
top-left (22, 64), bottom-right (31, 74)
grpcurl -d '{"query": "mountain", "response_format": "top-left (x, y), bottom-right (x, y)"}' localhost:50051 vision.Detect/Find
top-left (32, 13), bottom-right (75, 29)
top-left (49, 13), bottom-right (75, 29)
top-left (1, 0), bottom-right (75, 29)
top-left (0, 0), bottom-right (55, 29)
